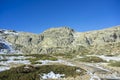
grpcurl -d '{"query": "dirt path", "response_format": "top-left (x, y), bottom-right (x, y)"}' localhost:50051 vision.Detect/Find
top-left (58, 58), bottom-right (120, 80)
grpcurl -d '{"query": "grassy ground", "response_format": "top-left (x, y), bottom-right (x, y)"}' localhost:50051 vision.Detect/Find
top-left (0, 54), bottom-right (23, 57)
top-left (0, 54), bottom-right (58, 64)
top-left (53, 53), bottom-right (76, 59)
top-left (0, 65), bottom-right (86, 80)
top-left (25, 54), bottom-right (58, 64)
top-left (108, 61), bottom-right (120, 67)
top-left (0, 59), bottom-right (8, 61)
top-left (76, 56), bottom-right (106, 63)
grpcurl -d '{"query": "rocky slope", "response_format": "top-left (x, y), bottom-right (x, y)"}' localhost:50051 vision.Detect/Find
top-left (0, 25), bottom-right (120, 55)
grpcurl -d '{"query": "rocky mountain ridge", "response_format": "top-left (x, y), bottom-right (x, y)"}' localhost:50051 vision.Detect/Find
top-left (0, 26), bottom-right (120, 55)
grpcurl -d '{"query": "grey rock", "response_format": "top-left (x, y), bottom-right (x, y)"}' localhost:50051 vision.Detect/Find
top-left (0, 26), bottom-right (120, 55)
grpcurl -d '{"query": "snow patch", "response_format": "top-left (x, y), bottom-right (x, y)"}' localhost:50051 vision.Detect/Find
top-left (0, 66), bottom-right (10, 72)
top-left (98, 55), bottom-right (120, 62)
top-left (0, 41), bottom-right (15, 53)
top-left (40, 71), bottom-right (65, 79)
top-left (6, 56), bottom-right (26, 60)
top-left (95, 65), bottom-right (110, 72)
top-left (86, 63), bottom-right (110, 72)
top-left (0, 55), bottom-right (30, 71)
top-left (4, 30), bottom-right (18, 35)
top-left (86, 55), bottom-right (120, 62)
top-left (87, 71), bottom-right (101, 80)
top-left (39, 59), bottom-right (75, 66)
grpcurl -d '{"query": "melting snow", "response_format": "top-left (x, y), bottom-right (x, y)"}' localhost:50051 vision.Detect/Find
top-left (40, 71), bottom-right (65, 79)
top-left (6, 56), bottom-right (26, 60)
top-left (95, 65), bottom-right (110, 72)
top-left (0, 66), bottom-right (10, 72)
top-left (0, 55), bottom-right (31, 72)
top-left (39, 59), bottom-right (75, 66)
top-left (0, 55), bottom-right (30, 64)
top-left (86, 55), bottom-right (120, 62)
top-left (87, 71), bottom-right (101, 80)
top-left (4, 30), bottom-right (18, 35)
top-left (0, 41), bottom-right (15, 53)
top-left (98, 55), bottom-right (120, 62)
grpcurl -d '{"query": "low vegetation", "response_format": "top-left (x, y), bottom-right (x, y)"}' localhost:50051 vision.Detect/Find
top-left (108, 61), bottom-right (120, 67)
top-left (0, 59), bottom-right (8, 61)
top-left (0, 65), bottom-right (86, 80)
top-left (25, 54), bottom-right (57, 60)
top-left (31, 62), bottom-right (42, 64)
top-left (13, 58), bottom-right (24, 61)
top-left (104, 54), bottom-right (115, 57)
top-left (76, 56), bottom-right (106, 63)
top-left (0, 54), bottom-right (23, 57)
top-left (25, 54), bottom-right (58, 64)
top-left (53, 53), bottom-right (76, 59)
top-left (0, 54), bottom-right (58, 64)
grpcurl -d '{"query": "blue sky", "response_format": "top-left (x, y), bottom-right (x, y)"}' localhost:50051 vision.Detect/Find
top-left (0, 0), bottom-right (120, 33)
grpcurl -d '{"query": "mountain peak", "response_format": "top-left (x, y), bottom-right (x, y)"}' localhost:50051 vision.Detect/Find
top-left (0, 25), bottom-right (120, 55)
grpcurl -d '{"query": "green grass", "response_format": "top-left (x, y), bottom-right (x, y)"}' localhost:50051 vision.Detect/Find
top-left (31, 62), bottom-right (42, 64)
top-left (0, 54), bottom-right (58, 64)
top-left (0, 65), bottom-right (86, 80)
top-left (108, 61), bottom-right (120, 67)
top-left (0, 59), bottom-right (8, 61)
top-left (25, 54), bottom-right (57, 60)
top-left (76, 56), bottom-right (106, 63)
top-left (0, 54), bottom-right (23, 57)
top-left (104, 54), bottom-right (114, 57)
top-left (26, 58), bottom-right (42, 64)
top-left (53, 53), bottom-right (75, 59)
top-left (13, 58), bottom-right (24, 61)
top-left (25, 54), bottom-right (58, 64)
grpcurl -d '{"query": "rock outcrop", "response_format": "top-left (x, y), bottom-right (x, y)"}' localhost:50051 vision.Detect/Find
top-left (0, 26), bottom-right (120, 55)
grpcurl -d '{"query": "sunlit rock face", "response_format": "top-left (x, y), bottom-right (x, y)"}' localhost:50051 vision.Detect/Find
top-left (1, 26), bottom-right (120, 55)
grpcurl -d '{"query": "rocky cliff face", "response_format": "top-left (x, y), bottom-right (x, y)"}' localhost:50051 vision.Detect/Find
top-left (0, 26), bottom-right (120, 55)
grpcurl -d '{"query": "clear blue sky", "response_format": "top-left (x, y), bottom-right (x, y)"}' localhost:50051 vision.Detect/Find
top-left (0, 0), bottom-right (120, 33)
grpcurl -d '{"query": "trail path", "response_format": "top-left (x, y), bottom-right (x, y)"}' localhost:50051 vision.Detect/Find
top-left (59, 58), bottom-right (120, 80)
